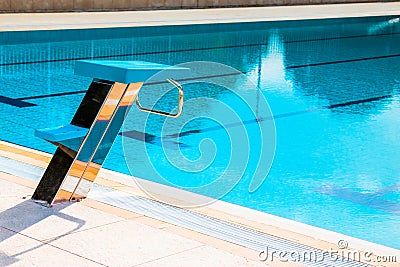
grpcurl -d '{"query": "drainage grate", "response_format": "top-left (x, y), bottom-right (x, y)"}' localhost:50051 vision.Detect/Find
top-left (90, 186), bottom-right (371, 267)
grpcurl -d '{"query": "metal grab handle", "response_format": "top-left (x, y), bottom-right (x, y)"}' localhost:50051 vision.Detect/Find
top-left (135, 78), bottom-right (184, 118)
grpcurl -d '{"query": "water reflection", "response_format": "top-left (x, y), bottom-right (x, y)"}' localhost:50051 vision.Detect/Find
top-left (284, 30), bottom-right (400, 115)
top-left (261, 32), bottom-right (294, 94)
top-left (367, 17), bottom-right (400, 35)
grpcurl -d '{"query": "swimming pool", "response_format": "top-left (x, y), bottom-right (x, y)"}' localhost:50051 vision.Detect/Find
top-left (0, 16), bottom-right (399, 250)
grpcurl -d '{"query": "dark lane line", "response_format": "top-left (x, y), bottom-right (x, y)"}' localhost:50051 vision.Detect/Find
top-left (9, 72), bottom-right (246, 105)
top-left (7, 50), bottom-right (400, 103)
top-left (285, 31), bottom-right (399, 44)
top-left (5, 46), bottom-right (400, 105)
top-left (327, 94), bottom-right (392, 108)
top-left (125, 94), bottom-right (394, 141)
top-left (3, 31), bottom-right (399, 107)
top-left (0, 32), bottom-right (399, 68)
top-left (3, 87), bottom-right (394, 149)
top-left (0, 42), bottom-right (268, 67)
top-left (287, 53), bottom-right (400, 69)
top-left (0, 96), bottom-right (37, 107)
top-left (3, 67), bottom-right (396, 108)
top-left (119, 130), bottom-right (191, 150)
top-left (17, 90), bottom-right (87, 101)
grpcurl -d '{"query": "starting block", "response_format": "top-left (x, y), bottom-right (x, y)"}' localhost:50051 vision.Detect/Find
top-left (32, 60), bottom-right (189, 205)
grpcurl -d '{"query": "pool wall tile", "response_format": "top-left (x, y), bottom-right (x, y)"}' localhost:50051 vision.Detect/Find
top-left (2, 16), bottom-right (399, 46)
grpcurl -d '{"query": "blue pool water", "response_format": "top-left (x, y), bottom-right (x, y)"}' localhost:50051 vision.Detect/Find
top-left (1, 16), bottom-right (400, 249)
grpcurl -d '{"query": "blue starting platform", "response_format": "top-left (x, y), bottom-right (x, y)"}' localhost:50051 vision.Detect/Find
top-left (32, 60), bottom-right (189, 206)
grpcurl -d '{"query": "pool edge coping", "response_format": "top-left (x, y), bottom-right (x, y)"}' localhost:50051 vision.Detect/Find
top-left (0, 3), bottom-right (400, 32)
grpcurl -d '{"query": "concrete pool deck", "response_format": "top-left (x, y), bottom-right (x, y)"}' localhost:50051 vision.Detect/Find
top-left (1, 3), bottom-right (400, 266)
top-left (0, 2), bottom-right (399, 31)
top-left (0, 175), bottom-right (268, 266)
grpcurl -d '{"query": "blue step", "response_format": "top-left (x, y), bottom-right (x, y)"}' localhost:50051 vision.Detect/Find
top-left (35, 124), bottom-right (88, 142)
